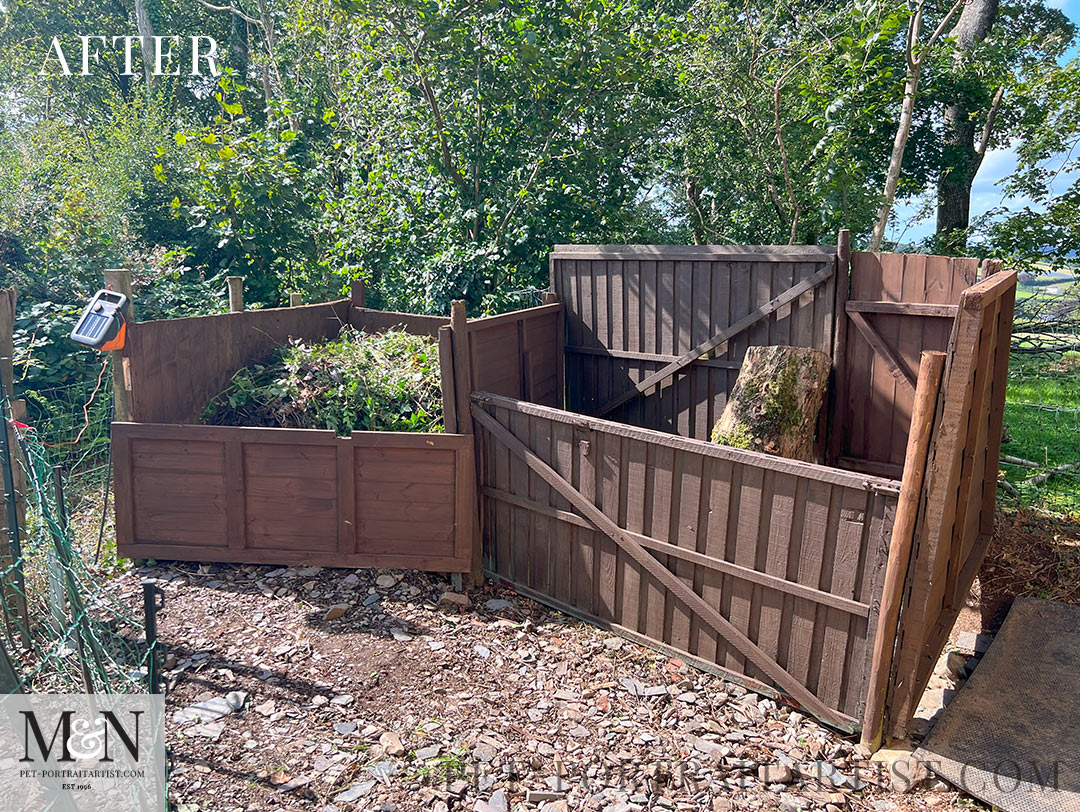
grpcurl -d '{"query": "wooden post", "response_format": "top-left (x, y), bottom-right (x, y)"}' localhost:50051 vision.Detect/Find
top-left (826, 229), bottom-right (851, 467)
top-left (449, 300), bottom-right (482, 584)
top-left (289, 292), bottom-right (303, 307)
top-left (226, 276), bottom-right (244, 312)
top-left (541, 292), bottom-right (565, 407)
top-left (438, 326), bottom-right (459, 433)
top-left (980, 257), bottom-right (1002, 280)
top-left (0, 288), bottom-right (28, 646)
top-left (861, 350), bottom-right (945, 750)
top-left (104, 269), bottom-right (135, 423)
top-left (350, 278), bottom-right (366, 308)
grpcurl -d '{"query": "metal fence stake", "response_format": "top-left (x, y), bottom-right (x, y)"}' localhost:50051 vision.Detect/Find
top-left (142, 579), bottom-right (166, 694)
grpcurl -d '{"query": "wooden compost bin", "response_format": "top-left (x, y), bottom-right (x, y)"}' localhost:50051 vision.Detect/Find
top-left (112, 291), bottom-right (482, 572)
top-left (451, 237), bottom-right (1015, 743)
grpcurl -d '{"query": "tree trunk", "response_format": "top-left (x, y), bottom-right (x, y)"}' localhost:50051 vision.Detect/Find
top-left (935, 0), bottom-right (1000, 251)
top-left (133, 0), bottom-right (155, 87)
top-left (870, 71), bottom-right (920, 252)
top-left (936, 107), bottom-right (978, 248)
top-left (711, 345), bottom-right (831, 462)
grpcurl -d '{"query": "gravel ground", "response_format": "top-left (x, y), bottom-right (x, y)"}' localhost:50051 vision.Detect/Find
top-left (110, 562), bottom-right (986, 812)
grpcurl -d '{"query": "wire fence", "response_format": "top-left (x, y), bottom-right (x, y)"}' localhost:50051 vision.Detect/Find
top-left (0, 366), bottom-right (155, 695)
top-left (1000, 278), bottom-right (1080, 515)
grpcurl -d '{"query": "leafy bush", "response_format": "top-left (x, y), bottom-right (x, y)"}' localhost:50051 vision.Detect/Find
top-left (203, 327), bottom-right (443, 434)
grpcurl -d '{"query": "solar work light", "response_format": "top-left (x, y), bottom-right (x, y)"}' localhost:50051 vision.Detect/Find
top-left (71, 289), bottom-right (129, 350)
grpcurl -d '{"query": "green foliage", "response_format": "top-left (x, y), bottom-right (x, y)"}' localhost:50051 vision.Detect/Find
top-left (204, 327), bottom-right (443, 433)
top-left (318, 0), bottom-right (682, 313)
top-left (162, 81), bottom-right (340, 305)
top-left (667, 0), bottom-right (908, 244)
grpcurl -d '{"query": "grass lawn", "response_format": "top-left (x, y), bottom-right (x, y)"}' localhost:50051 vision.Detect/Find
top-left (998, 273), bottom-right (1080, 516)
top-left (1001, 351), bottom-right (1080, 516)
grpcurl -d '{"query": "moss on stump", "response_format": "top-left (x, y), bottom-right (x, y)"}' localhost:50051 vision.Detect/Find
top-left (711, 345), bottom-right (831, 462)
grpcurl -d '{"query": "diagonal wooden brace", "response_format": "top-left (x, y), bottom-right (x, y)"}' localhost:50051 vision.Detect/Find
top-left (596, 263), bottom-right (835, 417)
top-left (848, 311), bottom-right (916, 393)
top-left (470, 401), bottom-right (849, 729)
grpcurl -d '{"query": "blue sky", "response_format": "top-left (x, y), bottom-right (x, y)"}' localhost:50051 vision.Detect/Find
top-left (888, 0), bottom-right (1080, 245)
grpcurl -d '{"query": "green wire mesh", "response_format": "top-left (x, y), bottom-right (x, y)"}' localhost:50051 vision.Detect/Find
top-left (0, 383), bottom-right (150, 694)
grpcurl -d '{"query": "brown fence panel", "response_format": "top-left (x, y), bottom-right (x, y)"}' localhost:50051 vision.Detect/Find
top-left (550, 244), bottom-right (839, 442)
top-left (881, 268), bottom-right (1016, 739)
top-left (351, 306), bottom-right (449, 337)
top-left (835, 252), bottom-right (980, 478)
top-left (114, 423), bottom-right (476, 572)
top-left (455, 303), bottom-right (563, 407)
top-left (472, 391), bottom-right (897, 730)
top-left (122, 300), bottom-right (351, 424)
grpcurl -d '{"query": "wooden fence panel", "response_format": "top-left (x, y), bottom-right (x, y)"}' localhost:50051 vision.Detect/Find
top-left (351, 306), bottom-right (448, 337)
top-left (472, 391), bottom-right (897, 729)
top-left (550, 245), bottom-right (839, 442)
top-left (835, 253), bottom-right (979, 478)
top-left (457, 303), bottom-right (563, 406)
top-left (122, 300), bottom-right (351, 424)
top-left (114, 423), bottom-right (476, 572)
top-left (881, 269), bottom-right (1017, 740)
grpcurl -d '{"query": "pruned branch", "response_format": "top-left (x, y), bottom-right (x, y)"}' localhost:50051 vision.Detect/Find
top-left (1027, 462), bottom-right (1080, 487)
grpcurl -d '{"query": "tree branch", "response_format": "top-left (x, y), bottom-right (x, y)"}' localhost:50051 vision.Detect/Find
top-left (975, 86), bottom-right (1005, 165)
top-left (191, 0), bottom-right (261, 26)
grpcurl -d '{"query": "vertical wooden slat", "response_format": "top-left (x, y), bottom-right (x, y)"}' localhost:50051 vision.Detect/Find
top-left (530, 415), bottom-right (553, 595)
top-left (644, 443), bottom-right (672, 642)
top-left (552, 419), bottom-right (575, 606)
top-left (493, 405), bottom-right (514, 579)
top-left (669, 453), bottom-right (702, 652)
top-left (787, 480), bottom-right (832, 688)
top-left (112, 428), bottom-right (135, 547)
top-left (454, 442), bottom-right (477, 570)
top-left (698, 457), bottom-right (733, 664)
top-left (510, 409), bottom-right (532, 586)
top-left (623, 438), bottom-right (648, 634)
top-left (225, 439), bottom-right (245, 551)
top-left (575, 426), bottom-right (597, 616)
top-left (827, 231), bottom-right (850, 466)
top-left (728, 464), bottom-right (762, 677)
top-left (338, 441), bottom-right (357, 555)
top-left (758, 472), bottom-right (796, 665)
top-left (597, 431), bottom-right (620, 622)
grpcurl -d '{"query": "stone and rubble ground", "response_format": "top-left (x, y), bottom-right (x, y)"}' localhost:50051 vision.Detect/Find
top-left (106, 562), bottom-right (992, 812)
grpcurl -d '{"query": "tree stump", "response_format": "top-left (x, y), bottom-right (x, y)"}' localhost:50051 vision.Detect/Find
top-left (711, 345), bottom-right (831, 461)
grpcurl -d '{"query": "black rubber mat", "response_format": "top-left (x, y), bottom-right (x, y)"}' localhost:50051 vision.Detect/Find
top-left (915, 597), bottom-right (1080, 812)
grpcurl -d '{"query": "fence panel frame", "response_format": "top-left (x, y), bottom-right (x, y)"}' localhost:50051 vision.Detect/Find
top-left (878, 267), bottom-right (1017, 740)
top-left (549, 244), bottom-right (839, 443)
top-left (471, 390), bottom-right (898, 730)
top-left (114, 422), bottom-right (477, 572)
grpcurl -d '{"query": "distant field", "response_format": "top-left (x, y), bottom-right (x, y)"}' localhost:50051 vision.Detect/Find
top-left (1015, 270), bottom-right (1077, 301)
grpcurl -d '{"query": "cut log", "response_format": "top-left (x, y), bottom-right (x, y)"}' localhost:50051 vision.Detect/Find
top-left (711, 345), bottom-right (831, 462)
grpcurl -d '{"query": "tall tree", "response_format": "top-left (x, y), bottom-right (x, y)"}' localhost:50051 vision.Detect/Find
top-left (868, 0), bottom-right (961, 252)
top-left (932, 0), bottom-right (1074, 252)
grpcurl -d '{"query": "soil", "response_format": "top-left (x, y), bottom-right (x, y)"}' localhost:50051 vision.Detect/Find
top-left (107, 561), bottom-right (992, 812)
top-left (951, 511), bottom-right (1080, 641)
